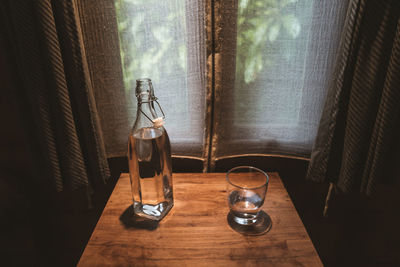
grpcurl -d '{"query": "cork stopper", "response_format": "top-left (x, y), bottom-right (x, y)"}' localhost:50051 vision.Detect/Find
top-left (153, 117), bottom-right (164, 128)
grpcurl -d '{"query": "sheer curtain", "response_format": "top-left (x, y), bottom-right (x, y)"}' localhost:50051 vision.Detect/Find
top-left (92, 0), bottom-right (349, 169)
top-left (114, 0), bottom-right (206, 158)
top-left (211, 0), bottom-right (349, 165)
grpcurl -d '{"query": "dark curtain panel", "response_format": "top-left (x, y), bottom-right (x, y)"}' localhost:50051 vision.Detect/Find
top-left (1, 0), bottom-right (110, 194)
top-left (307, 0), bottom-right (400, 195)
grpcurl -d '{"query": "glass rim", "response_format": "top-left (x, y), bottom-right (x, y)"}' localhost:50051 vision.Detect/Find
top-left (226, 166), bottom-right (269, 190)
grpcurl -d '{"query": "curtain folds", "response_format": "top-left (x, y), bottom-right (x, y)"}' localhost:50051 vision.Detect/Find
top-left (307, 0), bottom-right (400, 195)
top-left (2, 0), bottom-right (110, 193)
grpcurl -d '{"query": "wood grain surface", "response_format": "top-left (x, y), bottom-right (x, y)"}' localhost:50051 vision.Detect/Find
top-left (78, 173), bottom-right (322, 266)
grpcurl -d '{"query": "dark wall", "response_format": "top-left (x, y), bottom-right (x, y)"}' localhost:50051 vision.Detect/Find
top-left (0, 29), bottom-right (37, 265)
top-left (0, 28), bottom-right (119, 267)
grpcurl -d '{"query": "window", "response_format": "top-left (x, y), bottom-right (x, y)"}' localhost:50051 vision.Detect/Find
top-left (78, 0), bottom-right (349, 169)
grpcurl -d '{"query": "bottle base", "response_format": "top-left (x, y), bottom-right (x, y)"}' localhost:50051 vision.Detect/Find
top-left (133, 200), bottom-right (174, 221)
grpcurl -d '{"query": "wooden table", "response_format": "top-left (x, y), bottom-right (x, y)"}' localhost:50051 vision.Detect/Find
top-left (78, 173), bottom-right (322, 266)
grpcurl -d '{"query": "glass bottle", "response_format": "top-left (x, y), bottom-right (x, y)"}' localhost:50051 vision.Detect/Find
top-left (128, 78), bottom-right (173, 221)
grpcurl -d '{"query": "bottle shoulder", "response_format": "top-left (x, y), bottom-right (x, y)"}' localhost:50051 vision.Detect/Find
top-left (132, 127), bottom-right (162, 139)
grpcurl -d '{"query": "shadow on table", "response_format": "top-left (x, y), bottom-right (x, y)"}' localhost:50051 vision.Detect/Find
top-left (120, 205), bottom-right (159, 231)
top-left (227, 210), bottom-right (272, 236)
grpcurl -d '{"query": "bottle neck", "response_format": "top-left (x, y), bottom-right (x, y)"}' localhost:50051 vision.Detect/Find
top-left (137, 93), bottom-right (157, 120)
top-left (136, 78), bottom-right (154, 98)
top-left (133, 78), bottom-right (164, 131)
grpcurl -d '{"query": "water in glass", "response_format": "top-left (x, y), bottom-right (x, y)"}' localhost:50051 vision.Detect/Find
top-left (228, 190), bottom-right (264, 224)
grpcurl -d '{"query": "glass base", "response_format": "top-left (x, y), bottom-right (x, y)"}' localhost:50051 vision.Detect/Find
top-left (227, 210), bottom-right (272, 235)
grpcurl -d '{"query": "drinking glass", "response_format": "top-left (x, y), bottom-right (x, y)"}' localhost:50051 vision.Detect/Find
top-left (226, 166), bottom-right (272, 235)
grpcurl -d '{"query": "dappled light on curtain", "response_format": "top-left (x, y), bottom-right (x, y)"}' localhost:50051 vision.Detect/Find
top-left (114, 0), bottom-right (206, 158)
top-left (107, 0), bottom-right (349, 166)
top-left (212, 0), bottom-right (349, 160)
